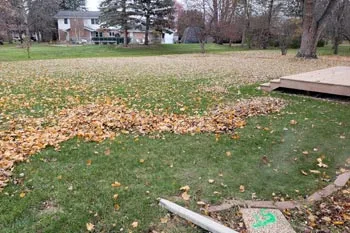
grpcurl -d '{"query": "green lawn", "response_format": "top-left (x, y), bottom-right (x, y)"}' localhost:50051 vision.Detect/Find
top-left (0, 43), bottom-right (245, 62)
top-left (0, 43), bottom-right (349, 62)
top-left (0, 49), bottom-right (349, 232)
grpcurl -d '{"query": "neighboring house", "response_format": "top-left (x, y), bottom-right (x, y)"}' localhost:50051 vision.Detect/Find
top-left (54, 10), bottom-right (174, 44)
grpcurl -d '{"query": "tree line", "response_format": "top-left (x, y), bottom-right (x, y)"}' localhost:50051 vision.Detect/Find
top-left (177, 0), bottom-right (350, 58)
top-left (1, 0), bottom-right (349, 59)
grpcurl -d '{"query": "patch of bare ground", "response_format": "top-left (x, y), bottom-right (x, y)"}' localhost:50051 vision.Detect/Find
top-left (38, 200), bottom-right (62, 216)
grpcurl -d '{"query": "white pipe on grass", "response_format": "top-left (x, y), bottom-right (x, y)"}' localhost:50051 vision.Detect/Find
top-left (159, 198), bottom-right (238, 233)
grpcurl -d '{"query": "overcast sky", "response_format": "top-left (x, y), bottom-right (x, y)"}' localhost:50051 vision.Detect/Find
top-left (86, 0), bottom-right (101, 11)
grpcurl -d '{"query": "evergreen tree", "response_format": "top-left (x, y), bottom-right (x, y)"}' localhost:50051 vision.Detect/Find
top-left (100, 0), bottom-right (139, 47)
top-left (60, 0), bottom-right (86, 11)
top-left (136, 0), bottom-right (174, 45)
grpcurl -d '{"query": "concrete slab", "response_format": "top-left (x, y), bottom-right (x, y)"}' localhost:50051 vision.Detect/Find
top-left (241, 208), bottom-right (296, 233)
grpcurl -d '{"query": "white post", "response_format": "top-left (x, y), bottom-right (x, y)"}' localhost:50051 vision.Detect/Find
top-left (159, 199), bottom-right (238, 233)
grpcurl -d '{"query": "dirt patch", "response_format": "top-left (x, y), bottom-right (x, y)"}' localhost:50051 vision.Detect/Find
top-left (38, 200), bottom-right (62, 216)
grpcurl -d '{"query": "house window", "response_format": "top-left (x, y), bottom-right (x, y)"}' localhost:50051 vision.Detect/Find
top-left (109, 31), bottom-right (115, 37)
top-left (91, 18), bottom-right (99, 24)
top-left (95, 32), bottom-right (103, 37)
top-left (64, 18), bottom-right (68, 24)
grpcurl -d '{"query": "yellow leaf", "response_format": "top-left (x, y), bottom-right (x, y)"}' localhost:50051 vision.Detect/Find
top-left (208, 179), bottom-right (215, 184)
top-left (111, 181), bottom-right (121, 187)
top-left (309, 170), bottom-right (321, 174)
top-left (197, 201), bottom-right (206, 206)
top-left (333, 221), bottom-right (344, 225)
top-left (160, 217), bottom-right (169, 224)
top-left (239, 185), bottom-right (245, 193)
top-left (179, 185), bottom-right (190, 192)
top-left (301, 170), bottom-right (308, 176)
top-left (114, 204), bottom-right (120, 210)
top-left (113, 194), bottom-right (119, 200)
top-left (19, 192), bottom-right (26, 198)
top-left (57, 175), bottom-right (62, 180)
top-left (131, 221), bottom-right (138, 228)
top-left (225, 151), bottom-right (231, 157)
top-left (139, 159), bottom-right (145, 164)
top-left (86, 223), bottom-right (95, 232)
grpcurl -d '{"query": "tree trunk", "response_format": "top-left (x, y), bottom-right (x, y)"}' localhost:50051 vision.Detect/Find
top-left (213, 0), bottom-right (219, 43)
top-left (124, 28), bottom-right (128, 47)
top-left (144, 15), bottom-right (150, 45)
top-left (297, 0), bottom-right (341, 59)
top-left (200, 41), bottom-right (205, 53)
top-left (241, 0), bottom-right (250, 47)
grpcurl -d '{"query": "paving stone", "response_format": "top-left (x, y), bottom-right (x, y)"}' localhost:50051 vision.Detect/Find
top-left (245, 201), bottom-right (276, 209)
top-left (274, 201), bottom-right (299, 210)
top-left (241, 208), bottom-right (296, 233)
top-left (334, 172), bottom-right (350, 187)
top-left (307, 192), bottom-right (322, 202)
top-left (319, 184), bottom-right (339, 197)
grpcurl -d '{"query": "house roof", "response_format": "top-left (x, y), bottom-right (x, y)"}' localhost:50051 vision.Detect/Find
top-left (54, 11), bottom-right (100, 19)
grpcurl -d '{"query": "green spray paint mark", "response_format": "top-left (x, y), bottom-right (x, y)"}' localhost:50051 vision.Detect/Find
top-left (252, 209), bottom-right (277, 229)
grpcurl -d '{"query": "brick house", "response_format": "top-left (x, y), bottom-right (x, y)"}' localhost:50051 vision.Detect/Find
top-left (54, 10), bottom-right (174, 44)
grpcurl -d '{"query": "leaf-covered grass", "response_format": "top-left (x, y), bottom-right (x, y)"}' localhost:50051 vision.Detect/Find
top-left (0, 43), bottom-right (246, 62)
top-left (0, 52), bottom-right (349, 232)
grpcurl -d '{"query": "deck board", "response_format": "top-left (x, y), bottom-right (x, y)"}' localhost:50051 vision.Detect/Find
top-left (261, 66), bottom-right (350, 96)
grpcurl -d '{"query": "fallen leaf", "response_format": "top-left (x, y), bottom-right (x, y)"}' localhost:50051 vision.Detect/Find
top-left (131, 221), bottom-right (138, 228)
top-left (301, 170), bottom-right (308, 176)
top-left (86, 159), bottom-right (92, 166)
top-left (181, 191), bottom-right (190, 201)
top-left (114, 204), bottom-right (120, 210)
top-left (111, 181), bottom-right (121, 187)
top-left (290, 120), bottom-right (297, 125)
top-left (239, 185), bottom-right (245, 193)
top-left (302, 151), bottom-right (309, 155)
top-left (333, 221), bottom-right (344, 225)
top-left (19, 192), bottom-right (26, 198)
top-left (197, 201), bottom-right (206, 206)
top-left (139, 159), bottom-right (145, 164)
top-left (208, 179), bottom-right (215, 184)
top-left (160, 217), bottom-right (169, 224)
top-left (86, 223), bottom-right (95, 231)
top-left (179, 185), bottom-right (190, 192)
top-left (322, 216), bottom-right (331, 222)
top-left (317, 157), bottom-right (328, 168)
top-left (113, 194), bottom-right (119, 200)
top-left (309, 170), bottom-right (321, 174)
top-left (226, 151), bottom-right (232, 157)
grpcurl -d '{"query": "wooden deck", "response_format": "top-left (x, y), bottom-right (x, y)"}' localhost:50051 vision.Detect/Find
top-left (261, 66), bottom-right (350, 97)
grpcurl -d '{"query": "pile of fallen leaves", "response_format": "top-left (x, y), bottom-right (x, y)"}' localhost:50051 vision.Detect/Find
top-left (0, 97), bottom-right (285, 191)
top-left (286, 181), bottom-right (350, 232)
